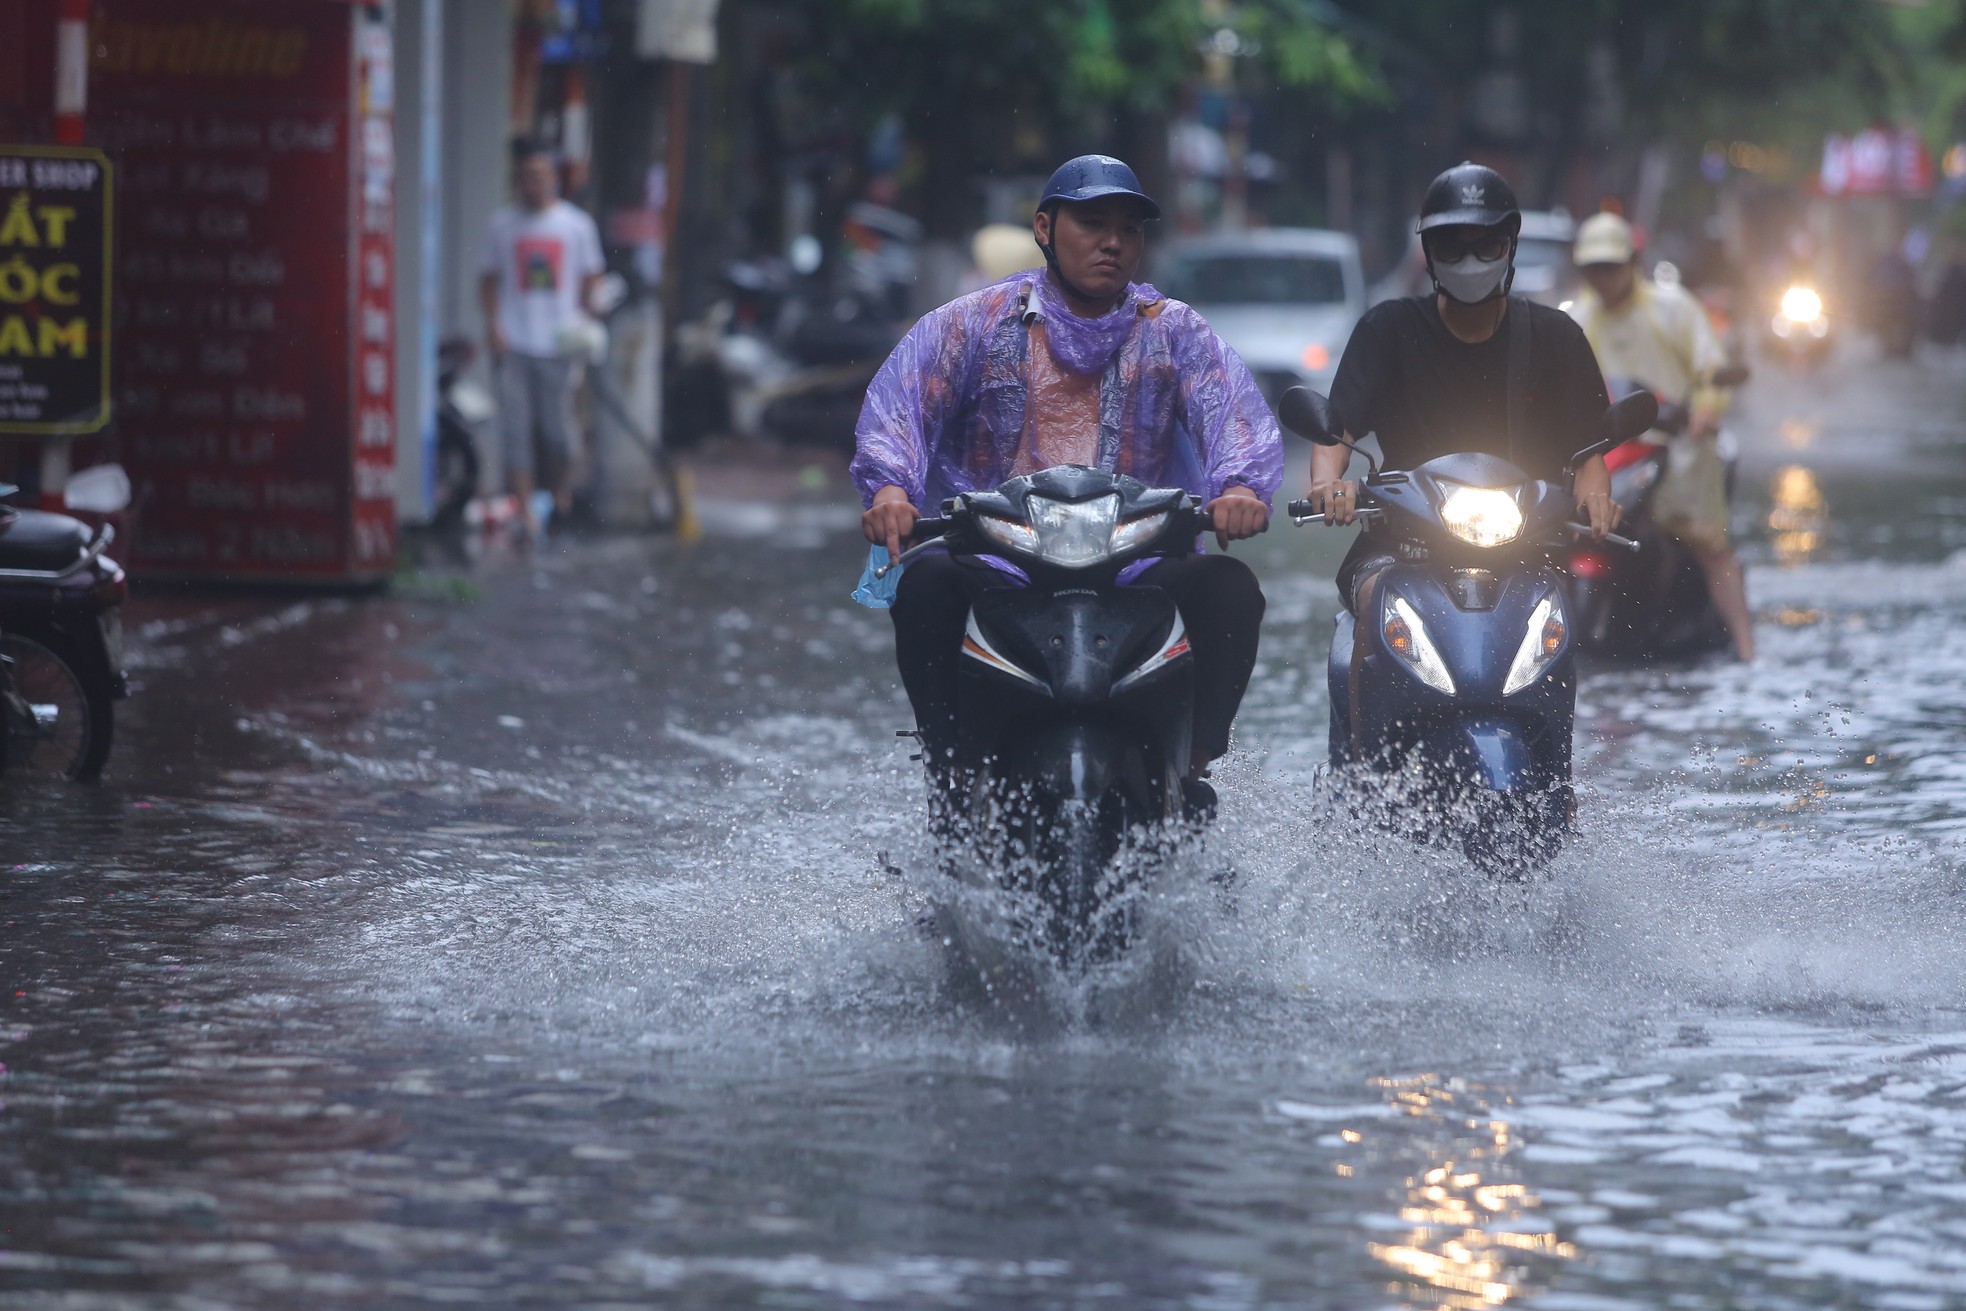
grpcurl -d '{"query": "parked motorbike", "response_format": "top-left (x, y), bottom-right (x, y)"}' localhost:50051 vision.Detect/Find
top-left (432, 337), bottom-right (490, 531)
top-left (1278, 386), bottom-right (1656, 872)
top-left (884, 465), bottom-right (1212, 966)
top-left (0, 482), bottom-right (130, 780)
top-left (667, 244), bottom-right (908, 450)
top-left (1567, 370), bottom-right (1748, 662)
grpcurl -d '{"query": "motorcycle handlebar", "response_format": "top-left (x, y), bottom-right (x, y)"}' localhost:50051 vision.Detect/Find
top-left (878, 507), bottom-right (1218, 580)
top-left (1287, 499), bottom-right (1381, 525)
top-left (1566, 521), bottom-right (1640, 552)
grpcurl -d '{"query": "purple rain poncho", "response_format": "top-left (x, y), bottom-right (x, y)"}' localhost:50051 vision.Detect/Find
top-left (850, 272), bottom-right (1283, 512)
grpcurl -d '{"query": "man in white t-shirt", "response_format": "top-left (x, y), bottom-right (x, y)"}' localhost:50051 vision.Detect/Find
top-left (479, 139), bottom-right (605, 537)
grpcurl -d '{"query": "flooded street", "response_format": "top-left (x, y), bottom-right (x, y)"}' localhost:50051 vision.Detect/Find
top-left (5, 350), bottom-right (1966, 1309)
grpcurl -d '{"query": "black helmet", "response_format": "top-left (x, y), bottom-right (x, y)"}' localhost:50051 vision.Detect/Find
top-left (1417, 162), bottom-right (1520, 233)
top-left (1038, 154), bottom-right (1161, 221)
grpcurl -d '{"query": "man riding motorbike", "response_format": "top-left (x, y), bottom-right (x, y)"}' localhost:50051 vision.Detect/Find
top-left (1309, 164), bottom-right (1620, 623)
top-left (851, 154), bottom-right (1282, 810)
top-left (1566, 212), bottom-right (1754, 662)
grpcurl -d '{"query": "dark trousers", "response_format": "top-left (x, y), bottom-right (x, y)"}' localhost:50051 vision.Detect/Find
top-left (890, 551), bottom-right (1266, 767)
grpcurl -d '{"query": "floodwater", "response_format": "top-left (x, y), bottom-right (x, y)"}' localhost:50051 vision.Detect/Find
top-left (4, 350), bottom-right (1966, 1309)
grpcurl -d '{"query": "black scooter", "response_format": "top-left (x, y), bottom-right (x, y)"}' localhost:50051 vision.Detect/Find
top-left (1567, 369), bottom-right (1747, 662)
top-left (0, 484), bottom-right (129, 780)
top-left (1278, 387), bottom-right (1656, 872)
top-left (432, 337), bottom-right (487, 532)
top-left (885, 465), bottom-right (1210, 965)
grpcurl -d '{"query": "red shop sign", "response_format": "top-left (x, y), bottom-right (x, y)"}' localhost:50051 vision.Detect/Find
top-left (90, 0), bottom-right (395, 582)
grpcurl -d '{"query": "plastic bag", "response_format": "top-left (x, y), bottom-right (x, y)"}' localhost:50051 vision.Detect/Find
top-left (852, 545), bottom-right (902, 609)
top-left (1650, 437), bottom-right (1729, 551)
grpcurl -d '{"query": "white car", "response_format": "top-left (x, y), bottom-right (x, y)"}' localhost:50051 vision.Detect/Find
top-left (1155, 229), bottom-right (1367, 405)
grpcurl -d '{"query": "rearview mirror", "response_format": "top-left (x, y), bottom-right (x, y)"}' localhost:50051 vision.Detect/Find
top-left (1277, 386), bottom-right (1340, 446)
top-left (1569, 391), bottom-right (1659, 468)
top-left (1599, 390), bottom-right (1658, 447)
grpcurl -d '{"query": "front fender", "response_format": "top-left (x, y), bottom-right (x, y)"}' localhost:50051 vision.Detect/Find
top-left (1438, 715), bottom-right (1542, 793)
top-left (1003, 722), bottom-right (1132, 805)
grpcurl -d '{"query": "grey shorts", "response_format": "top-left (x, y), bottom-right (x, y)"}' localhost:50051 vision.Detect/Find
top-left (497, 353), bottom-right (576, 473)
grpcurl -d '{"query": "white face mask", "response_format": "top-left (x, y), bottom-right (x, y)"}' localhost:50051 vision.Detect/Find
top-left (1433, 253), bottom-right (1511, 305)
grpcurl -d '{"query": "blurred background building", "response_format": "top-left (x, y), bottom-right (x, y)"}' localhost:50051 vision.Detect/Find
top-left (4, 0), bottom-right (1966, 578)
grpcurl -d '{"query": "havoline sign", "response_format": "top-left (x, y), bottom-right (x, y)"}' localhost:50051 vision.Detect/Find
top-left (0, 146), bottom-right (113, 435)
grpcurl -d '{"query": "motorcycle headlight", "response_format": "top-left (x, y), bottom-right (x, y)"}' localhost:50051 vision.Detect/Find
top-left (976, 513), bottom-right (1040, 555)
top-left (1503, 593), bottom-right (1567, 695)
top-left (1109, 510), bottom-right (1172, 555)
top-left (1439, 485), bottom-right (1524, 548)
top-left (1383, 594), bottom-right (1456, 695)
top-left (1025, 493), bottom-right (1120, 568)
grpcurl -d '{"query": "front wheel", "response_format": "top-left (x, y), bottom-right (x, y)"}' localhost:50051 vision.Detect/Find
top-left (1, 622), bottom-right (114, 781)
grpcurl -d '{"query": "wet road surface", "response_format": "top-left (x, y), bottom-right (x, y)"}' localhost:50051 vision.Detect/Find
top-left (3, 346), bottom-right (1966, 1308)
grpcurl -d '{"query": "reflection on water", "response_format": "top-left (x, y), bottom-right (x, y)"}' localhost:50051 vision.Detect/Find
top-left (1767, 464), bottom-right (1828, 564)
top-left (1361, 1074), bottom-right (1576, 1308)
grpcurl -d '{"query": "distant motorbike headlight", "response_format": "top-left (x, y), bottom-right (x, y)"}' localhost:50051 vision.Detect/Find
top-left (1438, 485), bottom-right (1525, 548)
top-left (1503, 593), bottom-right (1567, 695)
top-left (1108, 510), bottom-right (1172, 555)
top-left (1780, 285), bottom-right (1824, 325)
top-left (1382, 594), bottom-right (1456, 695)
top-left (1026, 493), bottom-right (1120, 568)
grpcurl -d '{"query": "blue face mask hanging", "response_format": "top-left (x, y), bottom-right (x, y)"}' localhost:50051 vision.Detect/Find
top-left (851, 544), bottom-right (902, 609)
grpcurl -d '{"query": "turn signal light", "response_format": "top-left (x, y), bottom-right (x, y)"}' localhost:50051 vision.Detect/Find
top-left (1384, 610), bottom-right (1414, 657)
top-left (1540, 608), bottom-right (1566, 656)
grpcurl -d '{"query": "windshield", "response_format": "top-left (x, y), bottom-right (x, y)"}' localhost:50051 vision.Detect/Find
top-left (1157, 253), bottom-right (1347, 306)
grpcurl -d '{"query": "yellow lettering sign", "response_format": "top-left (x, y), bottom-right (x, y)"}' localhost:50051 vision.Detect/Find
top-left (0, 315), bottom-right (33, 356)
top-left (36, 207), bottom-right (75, 248)
top-left (91, 16), bottom-right (310, 79)
top-left (39, 318), bottom-right (89, 359)
top-left (40, 264), bottom-right (79, 306)
top-left (0, 194), bottom-right (39, 247)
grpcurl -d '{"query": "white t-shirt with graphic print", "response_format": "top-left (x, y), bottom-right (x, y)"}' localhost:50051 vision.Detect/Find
top-left (481, 199), bottom-right (605, 359)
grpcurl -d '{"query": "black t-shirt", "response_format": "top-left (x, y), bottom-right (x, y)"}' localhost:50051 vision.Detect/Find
top-left (1329, 295), bottom-right (1609, 481)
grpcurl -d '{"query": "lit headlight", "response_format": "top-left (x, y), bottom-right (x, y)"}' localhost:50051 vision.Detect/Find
top-left (976, 513), bottom-right (1039, 555)
top-left (1439, 485), bottom-right (1524, 548)
top-left (1780, 285), bottom-right (1824, 325)
top-left (1503, 593), bottom-right (1567, 695)
top-left (1383, 594), bottom-right (1456, 694)
top-left (1027, 493), bottom-right (1120, 567)
top-left (1109, 510), bottom-right (1171, 555)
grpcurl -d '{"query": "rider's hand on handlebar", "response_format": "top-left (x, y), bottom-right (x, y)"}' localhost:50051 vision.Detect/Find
top-left (1575, 489), bottom-right (1623, 540)
top-left (863, 485), bottom-right (920, 563)
top-left (1205, 486), bottom-right (1269, 550)
top-left (1308, 478), bottom-right (1361, 526)
top-left (1573, 457), bottom-right (1622, 540)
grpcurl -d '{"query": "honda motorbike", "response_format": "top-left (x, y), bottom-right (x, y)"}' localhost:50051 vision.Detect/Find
top-left (1568, 370), bottom-right (1747, 662)
top-left (1278, 387), bottom-right (1656, 872)
top-left (883, 465), bottom-right (1211, 966)
top-left (0, 483), bottom-right (129, 780)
